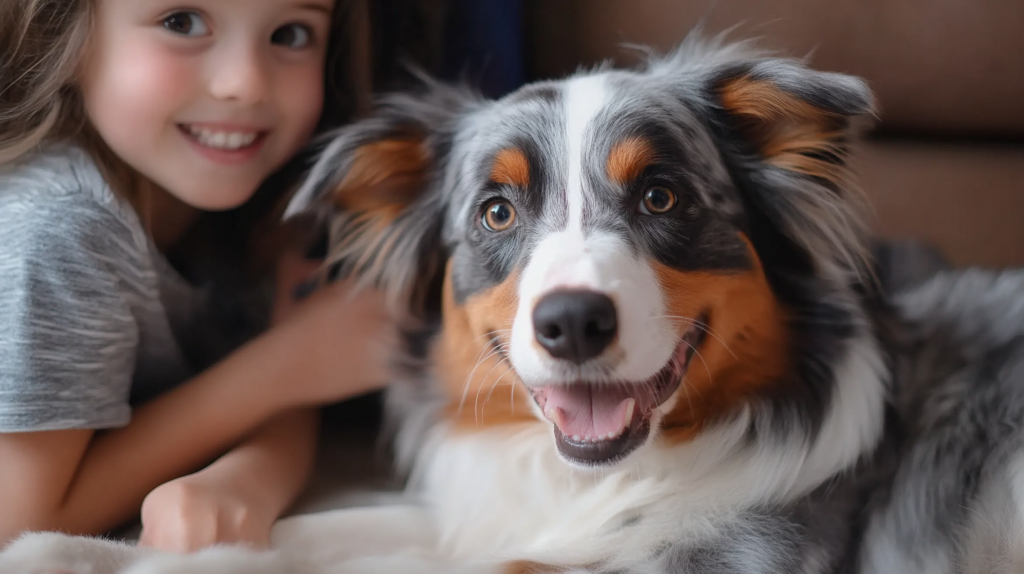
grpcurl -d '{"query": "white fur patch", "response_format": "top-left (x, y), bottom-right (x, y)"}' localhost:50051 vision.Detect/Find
top-left (563, 74), bottom-right (608, 231)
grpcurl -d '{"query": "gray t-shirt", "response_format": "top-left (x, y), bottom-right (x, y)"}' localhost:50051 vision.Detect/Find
top-left (0, 145), bottom-right (224, 432)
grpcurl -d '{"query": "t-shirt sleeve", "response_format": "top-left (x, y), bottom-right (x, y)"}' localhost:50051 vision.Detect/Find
top-left (0, 188), bottom-right (140, 432)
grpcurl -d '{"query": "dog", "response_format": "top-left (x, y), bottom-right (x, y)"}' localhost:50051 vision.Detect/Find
top-left (6, 35), bottom-right (1024, 574)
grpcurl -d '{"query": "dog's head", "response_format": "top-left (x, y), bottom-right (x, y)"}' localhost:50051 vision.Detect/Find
top-left (288, 39), bottom-right (875, 468)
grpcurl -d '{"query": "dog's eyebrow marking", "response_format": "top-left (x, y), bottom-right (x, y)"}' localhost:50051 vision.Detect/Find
top-left (489, 148), bottom-right (531, 187)
top-left (607, 137), bottom-right (656, 185)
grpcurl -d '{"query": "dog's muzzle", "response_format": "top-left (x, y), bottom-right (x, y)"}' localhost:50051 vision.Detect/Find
top-left (525, 289), bottom-right (707, 466)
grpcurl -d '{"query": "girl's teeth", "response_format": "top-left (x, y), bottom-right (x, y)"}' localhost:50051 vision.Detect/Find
top-left (187, 126), bottom-right (258, 150)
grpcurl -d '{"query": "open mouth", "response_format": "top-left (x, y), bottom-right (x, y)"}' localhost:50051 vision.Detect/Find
top-left (177, 124), bottom-right (268, 161)
top-left (528, 314), bottom-right (708, 466)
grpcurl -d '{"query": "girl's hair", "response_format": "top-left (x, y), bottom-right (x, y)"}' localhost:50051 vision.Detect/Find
top-left (0, 0), bottom-right (93, 165)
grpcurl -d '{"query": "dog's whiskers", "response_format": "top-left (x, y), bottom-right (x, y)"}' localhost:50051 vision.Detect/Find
top-left (652, 315), bottom-right (737, 360)
top-left (456, 329), bottom-right (515, 417)
top-left (475, 355), bottom-right (512, 424)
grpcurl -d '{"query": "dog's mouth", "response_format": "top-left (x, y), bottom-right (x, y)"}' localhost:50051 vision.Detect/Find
top-left (528, 315), bottom-right (708, 466)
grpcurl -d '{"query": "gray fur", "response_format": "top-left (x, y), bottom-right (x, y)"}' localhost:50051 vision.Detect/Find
top-left (859, 270), bottom-right (1024, 574)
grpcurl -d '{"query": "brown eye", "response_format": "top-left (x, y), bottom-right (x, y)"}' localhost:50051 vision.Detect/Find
top-left (640, 186), bottom-right (677, 215)
top-left (482, 200), bottom-right (516, 232)
top-left (163, 11), bottom-right (208, 36)
top-left (272, 23), bottom-right (313, 49)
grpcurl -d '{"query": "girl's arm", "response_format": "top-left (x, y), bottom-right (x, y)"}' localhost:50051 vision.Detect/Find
top-left (137, 408), bottom-right (320, 552)
top-left (0, 281), bottom-right (395, 546)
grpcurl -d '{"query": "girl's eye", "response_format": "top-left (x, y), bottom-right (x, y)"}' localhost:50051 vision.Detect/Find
top-left (639, 186), bottom-right (678, 215)
top-left (271, 23), bottom-right (313, 49)
top-left (163, 11), bottom-right (209, 36)
top-left (482, 200), bottom-right (516, 232)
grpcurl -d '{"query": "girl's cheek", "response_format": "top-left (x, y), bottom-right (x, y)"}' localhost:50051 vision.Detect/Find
top-left (116, 44), bottom-right (197, 115)
top-left (281, 64), bottom-right (326, 149)
top-left (85, 37), bottom-right (198, 140)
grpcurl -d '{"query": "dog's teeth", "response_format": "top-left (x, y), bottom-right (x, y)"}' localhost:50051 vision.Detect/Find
top-left (572, 435), bottom-right (581, 441)
top-left (624, 398), bottom-right (636, 426)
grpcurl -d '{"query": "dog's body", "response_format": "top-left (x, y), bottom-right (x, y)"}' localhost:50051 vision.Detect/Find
top-left (5, 37), bottom-right (1024, 574)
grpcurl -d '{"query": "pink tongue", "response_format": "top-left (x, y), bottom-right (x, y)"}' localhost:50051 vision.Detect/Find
top-left (544, 385), bottom-right (635, 439)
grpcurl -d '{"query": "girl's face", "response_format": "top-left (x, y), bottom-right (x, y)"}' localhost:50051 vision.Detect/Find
top-left (80, 0), bottom-right (334, 210)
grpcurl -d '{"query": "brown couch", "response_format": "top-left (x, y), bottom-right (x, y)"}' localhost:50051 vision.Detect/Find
top-left (525, 0), bottom-right (1024, 267)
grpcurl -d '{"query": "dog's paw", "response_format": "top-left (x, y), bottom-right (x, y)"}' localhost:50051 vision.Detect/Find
top-left (0, 532), bottom-right (146, 574)
top-left (120, 546), bottom-right (294, 574)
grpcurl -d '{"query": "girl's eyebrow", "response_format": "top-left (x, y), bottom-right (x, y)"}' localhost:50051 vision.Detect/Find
top-left (295, 2), bottom-right (332, 14)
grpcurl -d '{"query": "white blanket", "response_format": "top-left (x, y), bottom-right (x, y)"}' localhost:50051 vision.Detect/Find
top-left (0, 505), bottom-right (501, 574)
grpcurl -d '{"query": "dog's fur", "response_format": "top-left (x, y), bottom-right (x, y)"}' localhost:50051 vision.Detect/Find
top-left (6, 36), bottom-right (1024, 574)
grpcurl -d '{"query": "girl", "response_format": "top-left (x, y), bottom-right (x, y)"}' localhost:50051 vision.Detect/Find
top-left (0, 0), bottom-right (396, 553)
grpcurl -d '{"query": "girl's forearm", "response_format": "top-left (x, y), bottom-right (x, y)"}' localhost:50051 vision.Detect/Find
top-left (0, 282), bottom-right (389, 542)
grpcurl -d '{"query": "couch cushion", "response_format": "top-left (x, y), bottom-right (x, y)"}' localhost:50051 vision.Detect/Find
top-left (859, 139), bottom-right (1024, 267)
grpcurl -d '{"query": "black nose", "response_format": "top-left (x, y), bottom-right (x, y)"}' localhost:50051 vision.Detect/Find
top-left (533, 290), bottom-right (617, 364)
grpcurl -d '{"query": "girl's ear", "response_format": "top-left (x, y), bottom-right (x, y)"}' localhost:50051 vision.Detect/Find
top-left (286, 86), bottom-right (479, 314)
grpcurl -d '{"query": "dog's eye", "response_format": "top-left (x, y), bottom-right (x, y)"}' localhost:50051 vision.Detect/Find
top-left (639, 186), bottom-right (677, 215)
top-left (482, 200), bottom-right (516, 232)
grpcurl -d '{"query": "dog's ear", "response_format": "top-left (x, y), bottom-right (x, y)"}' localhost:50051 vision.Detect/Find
top-left (286, 85), bottom-right (480, 315)
top-left (714, 60), bottom-right (874, 177)
top-left (656, 42), bottom-right (876, 278)
top-left (712, 56), bottom-right (875, 278)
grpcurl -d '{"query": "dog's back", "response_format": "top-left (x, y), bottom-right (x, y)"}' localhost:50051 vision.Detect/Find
top-left (860, 268), bottom-right (1024, 574)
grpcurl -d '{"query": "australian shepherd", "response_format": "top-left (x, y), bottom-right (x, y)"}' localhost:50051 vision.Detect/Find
top-left (6, 36), bottom-right (1024, 574)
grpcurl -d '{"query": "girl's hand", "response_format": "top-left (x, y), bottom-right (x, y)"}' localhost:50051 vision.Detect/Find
top-left (274, 276), bottom-right (400, 406)
top-left (271, 248), bottom-right (323, 326)
top-left (138, 469), bottom-right (275, 553)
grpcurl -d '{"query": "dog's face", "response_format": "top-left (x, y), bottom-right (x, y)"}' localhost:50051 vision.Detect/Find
top-left (289, 41), bottom-right (873, 468)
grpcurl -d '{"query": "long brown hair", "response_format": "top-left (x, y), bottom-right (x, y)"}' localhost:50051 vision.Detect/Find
top-left (0, 0), bottom-right (92, 165)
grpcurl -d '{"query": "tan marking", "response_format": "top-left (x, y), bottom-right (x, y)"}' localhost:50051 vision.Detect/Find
top-left (606, 137), bottom-right (656, 185)
top-left (332, 138), bottom-right (429, 212)
top-left (490, 148), bottom-right (531, 187)
top-left (433, 261), bottom-right (534, 429)
top-left (321, 138), bottom-right (428, 283)
top-left (719, 76), bottom-right (850, 187)
top-left (653, 235), bottom-right (792, 443)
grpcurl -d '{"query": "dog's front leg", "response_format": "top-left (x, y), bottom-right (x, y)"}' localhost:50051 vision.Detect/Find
top-left (271, 504), bottom-right (438, 565)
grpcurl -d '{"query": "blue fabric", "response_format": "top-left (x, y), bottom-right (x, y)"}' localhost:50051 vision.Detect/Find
top-left (441, 0), bottom-right (525, 98)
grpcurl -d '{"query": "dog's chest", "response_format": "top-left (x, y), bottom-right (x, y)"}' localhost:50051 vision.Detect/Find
top-left (414, 424), bottom-right (704, 560)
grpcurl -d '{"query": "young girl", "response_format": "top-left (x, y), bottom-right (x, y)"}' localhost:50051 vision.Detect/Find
top-left (0, 0), bottom-right (396, 553)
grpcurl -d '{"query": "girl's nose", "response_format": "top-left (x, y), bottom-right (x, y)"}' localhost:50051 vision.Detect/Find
top-left (207, 42), bottom-right (270, 106)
